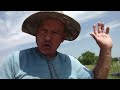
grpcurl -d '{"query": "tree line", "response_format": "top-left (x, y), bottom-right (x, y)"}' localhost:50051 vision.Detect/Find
top-left (77, 51), bottom-right (119, 65)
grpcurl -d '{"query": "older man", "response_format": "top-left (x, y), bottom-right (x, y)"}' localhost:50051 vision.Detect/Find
top-left (0, 11), bottom-right (112, 79)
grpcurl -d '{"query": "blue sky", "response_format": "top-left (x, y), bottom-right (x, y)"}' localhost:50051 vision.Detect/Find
top-left (0, 11), bottom-right (120, 60)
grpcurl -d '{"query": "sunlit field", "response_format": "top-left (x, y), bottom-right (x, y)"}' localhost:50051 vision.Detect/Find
top-left (85, 61), bottom-right (120, 79)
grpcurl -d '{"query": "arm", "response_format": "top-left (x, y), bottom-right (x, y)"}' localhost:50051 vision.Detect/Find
top-left (93, 48), bottom-right (111, 79)
top-left (0, 54), bottom-right (15, 79)
top-left (90, 22), bottom-right (113, 79)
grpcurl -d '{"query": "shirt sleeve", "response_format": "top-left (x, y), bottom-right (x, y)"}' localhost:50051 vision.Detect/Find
top-left (0, 52), bottom-right (19, 79)
top-left (68, 55), bottom-right (94, 79)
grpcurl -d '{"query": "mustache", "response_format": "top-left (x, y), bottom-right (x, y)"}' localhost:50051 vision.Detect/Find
top-left (36, 38), bottom-right (51, 44)
top-left (43, 41), bottom-right (51, 44)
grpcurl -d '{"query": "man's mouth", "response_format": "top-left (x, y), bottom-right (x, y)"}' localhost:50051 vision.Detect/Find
top-left (43, 44), bottom-right (51, 48)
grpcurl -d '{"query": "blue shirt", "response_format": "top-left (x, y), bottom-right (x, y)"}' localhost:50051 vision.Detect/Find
top-left (0, 47), bottom-right (94, 79)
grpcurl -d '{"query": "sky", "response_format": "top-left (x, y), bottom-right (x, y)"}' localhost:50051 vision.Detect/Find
top-left (0, 11), bottom-right (120, 61)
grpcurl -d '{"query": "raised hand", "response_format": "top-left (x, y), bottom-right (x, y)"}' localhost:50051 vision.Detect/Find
top-left (90, 22), bottom-right (113, 50)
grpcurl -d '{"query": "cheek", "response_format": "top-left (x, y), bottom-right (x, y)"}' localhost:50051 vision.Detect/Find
top-left (36, 35), bottom-right (43, 45)
top-left (58, 36), bottom-right (65, 43)
top-left (52, 38), bottom-right (63, 47)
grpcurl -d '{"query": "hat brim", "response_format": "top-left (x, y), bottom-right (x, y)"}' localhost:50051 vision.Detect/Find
top-left (22, 11), bottom-right (81, 41)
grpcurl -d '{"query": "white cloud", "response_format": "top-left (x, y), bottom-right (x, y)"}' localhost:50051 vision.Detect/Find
top-left (106, 20), bottom-right (120, 31)
top-left (0, 33), bottom-right (35, 51)
top-left (76, 11), bottom-right (108, 22)
top-left (0, 11), bottom-right (38, 51)
top-left (64, 11), bottom-right (108, 22)
top-left (63, 11), bottom-right (85, 18)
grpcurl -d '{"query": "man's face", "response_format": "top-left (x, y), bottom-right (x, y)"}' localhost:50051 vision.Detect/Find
top-left (36, 19), bottom-right (66, 58)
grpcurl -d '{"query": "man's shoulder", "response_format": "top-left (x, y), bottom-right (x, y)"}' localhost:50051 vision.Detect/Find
top-left (20, 47), bottom-right (35, 52)
top-left (7, 47), bottom-right (34, 55)
top-left (4, 51), bottom-right (20, 60)
top-left (2, 47), bottom-right (35, 61)
top-left (0, 51), bottom-right (20, 68)
top-left (19, 47), bottom-right (37, 57)
top-left (8, 47), bottom-right (34, 57)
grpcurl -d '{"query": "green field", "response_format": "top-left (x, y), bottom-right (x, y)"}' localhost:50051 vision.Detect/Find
top-left (85, 62), bottom-right (120, 79)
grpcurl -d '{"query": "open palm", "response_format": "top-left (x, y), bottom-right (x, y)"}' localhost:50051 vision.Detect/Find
top-left (90, 22), bottom-right (113, 49)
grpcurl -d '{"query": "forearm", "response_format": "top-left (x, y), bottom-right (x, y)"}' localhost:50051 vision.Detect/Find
top-left (93, 48), bottom-right (112, 79)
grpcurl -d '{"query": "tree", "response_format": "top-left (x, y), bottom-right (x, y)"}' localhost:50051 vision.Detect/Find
top-left (78, 51), bottom-right (96, 65)
top-left (112, 57), bottom-right (119, 62)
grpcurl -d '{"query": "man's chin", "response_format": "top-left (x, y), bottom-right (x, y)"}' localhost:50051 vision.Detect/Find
top-left (41, 51), bottom-right (57, 58)
top-left (41, 50), bottom-right (51, 55)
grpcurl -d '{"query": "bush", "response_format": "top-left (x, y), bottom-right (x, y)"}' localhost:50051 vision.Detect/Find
top-left (78, 51), bottom-right (96, 65)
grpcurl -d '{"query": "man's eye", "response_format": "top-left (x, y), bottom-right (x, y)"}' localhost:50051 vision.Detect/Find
top-left (52, 31), bottom-right (59, 35)
top-left (40, 29), bottom-right (47, 33)
top-left (53, 31), bottom-right (57, 34)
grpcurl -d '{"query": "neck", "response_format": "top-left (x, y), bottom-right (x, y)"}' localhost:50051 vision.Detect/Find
top-left (36, 47), bottom-right (57, 59)
top-left (46, 53), bottom-right (57, 59)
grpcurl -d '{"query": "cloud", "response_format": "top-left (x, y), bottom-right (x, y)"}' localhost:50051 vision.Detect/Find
top-left (64, 11), bottom-right (108, 22)
top-left (106, 20), bottom-right (120, 31)
top-left (0, 11), bottom-right (38, 51)
top-left (0, 33), bottom-right (35, 51)
top-left (0, 11), bottom-right (39, 38)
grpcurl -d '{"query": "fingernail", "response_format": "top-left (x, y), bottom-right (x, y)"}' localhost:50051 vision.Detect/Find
top-left (93, 24), bottom-right (96, 28)
top-left (98, 22), bottom-right (101, 26)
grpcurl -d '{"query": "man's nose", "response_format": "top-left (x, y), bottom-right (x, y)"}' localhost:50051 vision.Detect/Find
top-left (45, 33), bottom-right (52, 41)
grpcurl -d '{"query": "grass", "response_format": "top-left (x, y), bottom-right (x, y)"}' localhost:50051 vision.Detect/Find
top-left (85, 62), bottom-right (120, 79)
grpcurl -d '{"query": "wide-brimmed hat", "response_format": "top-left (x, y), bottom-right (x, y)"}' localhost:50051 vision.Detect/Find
top-left (22, 11), bottom-right (81, 41)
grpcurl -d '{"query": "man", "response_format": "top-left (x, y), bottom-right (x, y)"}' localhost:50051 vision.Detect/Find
top-left (0, 11), bottom-right (113, 79)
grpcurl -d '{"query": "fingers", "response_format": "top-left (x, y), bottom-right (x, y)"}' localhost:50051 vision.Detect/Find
top-left (93, 22), bottom-right (109, 34)
top-left (98, 22), bottom-right (102, 33)
top-left (93, 24), bottom-right (98, 35)
top-left (106, 27), bottom-right (110, 34)
top-left (101, 22), bottom-right (104, 33)
top-left (98, 22), bottom-right (104, 33)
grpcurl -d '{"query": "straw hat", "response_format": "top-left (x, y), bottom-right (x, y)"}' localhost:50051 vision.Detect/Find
top-left (22, 11), bottom-right (81, 41)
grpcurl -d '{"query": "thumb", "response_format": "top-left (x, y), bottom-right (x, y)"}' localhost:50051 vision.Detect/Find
top-left (90, 33), bottom-right (97, 40)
